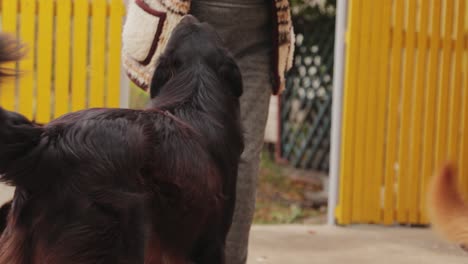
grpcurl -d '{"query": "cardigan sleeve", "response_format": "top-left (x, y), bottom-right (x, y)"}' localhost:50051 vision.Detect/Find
top-left (271, 0), bottom-right (295, 94)
top-left (121, 0), bottom-right (295, 95)
top-left (121, 0), bottom-right (190, 90)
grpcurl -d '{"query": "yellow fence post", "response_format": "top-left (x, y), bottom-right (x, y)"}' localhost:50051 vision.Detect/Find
top-left (72, 0), bottom-right (89, 112)
top-left (36, 0), bottom-right (54, 123)
top-left (408, 0), bottom-right (430, 224)
top-left (108, 0), bottom-right (125, 108)
top-left (420, 0), bottom-right (442, 224)
top-left (448, 0), bottom-right (466, 196)
top-left (19, 0), bottom-right (36, 120)
top-left (336, 0), bottom-right (363, 225)
top-left (383, 0), bottom-right (404, 225)
top-left (1, 0), bottom-right (18, 111)
top-left (90, 0), bottom-right (107, 108)
top-left (352, 0), bottom-right (372, 223)
top-left (435, 0), bottom-right (455, 167)
top-left (364, 0), bottom-right (385, 224)
top-left (459, 1), bottom-right (468, 198)
top-left (54, 0), bottom-right (72, 118)
top-left (397, 0), bottom-right (417, 225)
top-left (373, 0), bottom-right (393, 224)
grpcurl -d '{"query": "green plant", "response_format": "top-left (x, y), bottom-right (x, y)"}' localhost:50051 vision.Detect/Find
top-left (129, 83), bottom-right (149, 109)
top-left (290, 0), bottom-right (336, 18)
top-left (254, 151), bottom-right (323, 224)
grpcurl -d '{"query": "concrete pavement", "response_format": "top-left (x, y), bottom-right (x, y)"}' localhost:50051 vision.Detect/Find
top-left (248, 225), bottom-right (467, 264)
top-left (0, 185), bottom-right (13, 205)
top-left (1, 185), bottom-right (466, 263)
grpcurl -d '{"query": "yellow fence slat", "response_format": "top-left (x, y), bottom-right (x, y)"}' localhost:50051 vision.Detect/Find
top-left (397, 0), bottom-right (417, 224)
top-left (352, 0), bottom-right (373, 223)
top-left (90, 0), bottom-right (107, 108)
top-left (408, 0), bottom-right (430, 224)
top-left (373, 0), bottom-right (393, 224)
top-left (462, 60), bottom-right (468, 197)
top-left (435, 0), bottom-right (455, 166)
top-left (72, 0), bottom-right (89, 111)
top-left (337, 0), bottom-right (363, 225)
top-left (54, 0), bottom-right (72, 118)
top-left (365, 0), bottom-right (385, 223)
top-left (451, 0), bottom-right (466, 198)
top-left (460, 1), bottom-right (468, 197)
top-left (420, 0), bottom-right (442, 224)
top-left (18, 0), bottom-right (36, 120)
top-left (1, 0), bottom-right (18, 111)
top-left (449, 0), bottom-right (465, 169)
top-left (107, 0), bottom-right (125, 107)
top-left (36, 0), bottom-right (54, 123)
top-left (383, 0), bottom-right (404, 225)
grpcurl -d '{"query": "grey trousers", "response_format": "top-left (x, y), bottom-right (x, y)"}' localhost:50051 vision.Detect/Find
top-left (190, 2), bottom-right (273, 263)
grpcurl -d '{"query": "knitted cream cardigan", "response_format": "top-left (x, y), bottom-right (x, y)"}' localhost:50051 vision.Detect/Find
top-left (122, 0), bottom-right (295, 95)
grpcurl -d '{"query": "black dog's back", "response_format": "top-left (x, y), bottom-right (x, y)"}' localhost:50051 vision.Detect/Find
top-left (0, 106), bottom-right (239, 263)
top-left (0, 108), bottom-right (150, 263)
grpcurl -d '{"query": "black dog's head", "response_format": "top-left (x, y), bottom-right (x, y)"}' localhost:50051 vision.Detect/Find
top-left (150, 15), bottom-right (243, 101)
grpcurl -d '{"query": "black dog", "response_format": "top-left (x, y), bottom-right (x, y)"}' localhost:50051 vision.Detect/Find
top-left (0, 15), bottom-right (243, 264)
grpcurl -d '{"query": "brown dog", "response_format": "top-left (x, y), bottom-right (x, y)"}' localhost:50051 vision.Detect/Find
top-left (428, 163), bottom-right (468, 249)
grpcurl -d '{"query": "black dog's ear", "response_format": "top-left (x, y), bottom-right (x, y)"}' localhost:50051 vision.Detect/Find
top-left (218, 56), bottom-right (243, 97)
top-left (150, 56), bottom-right (176, 98)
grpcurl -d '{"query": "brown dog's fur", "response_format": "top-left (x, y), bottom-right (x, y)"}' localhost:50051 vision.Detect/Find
top-left (428, 163), bottom-right (468, 248)
top-left (0, 16), bottom-right (243, 264)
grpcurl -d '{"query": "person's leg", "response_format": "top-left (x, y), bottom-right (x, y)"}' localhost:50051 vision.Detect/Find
top-left (190, 2), bottom-right (273, 263)
top-left (225, 62), bottom-right (271, 264)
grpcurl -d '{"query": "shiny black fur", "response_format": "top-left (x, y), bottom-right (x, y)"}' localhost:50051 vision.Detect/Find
top-left (0, 16), bottom-right (243, 264)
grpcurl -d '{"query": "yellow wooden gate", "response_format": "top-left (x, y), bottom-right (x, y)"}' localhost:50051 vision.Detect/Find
top-left (335, 0), bottom-right (468, 225)
top-left (0, 0), bottom-right (125, 123)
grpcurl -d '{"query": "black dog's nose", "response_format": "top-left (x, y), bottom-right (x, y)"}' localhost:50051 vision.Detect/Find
top-left (180, 14), bottom-right (199, 24)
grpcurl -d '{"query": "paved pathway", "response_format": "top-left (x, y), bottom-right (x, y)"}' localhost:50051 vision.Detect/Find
top-left (248, 225), bottom-right (467, 264)
top-left (1, 185), bottom-right (466, 263)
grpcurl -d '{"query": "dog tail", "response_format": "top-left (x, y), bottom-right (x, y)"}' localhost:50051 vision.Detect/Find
top-left (0, 33), bottom-right (43, 187)
top-left (0, 33), bottom-right (24, 78)
top-left (428, 163), bottom-right (468, 246)
top-left (0, 108), bottom-right (43, 187)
